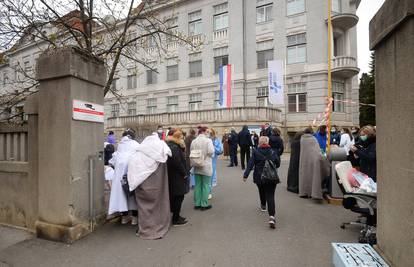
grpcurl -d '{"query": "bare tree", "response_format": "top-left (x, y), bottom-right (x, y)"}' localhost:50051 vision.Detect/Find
top-left (0, 0), bottom-right (200, 121)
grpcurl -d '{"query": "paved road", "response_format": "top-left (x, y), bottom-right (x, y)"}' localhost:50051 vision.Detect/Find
top-left (0, 157), bottom-right (359, 267)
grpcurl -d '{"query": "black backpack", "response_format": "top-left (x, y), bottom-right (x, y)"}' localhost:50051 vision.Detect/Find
top-left (258, 150), bottom-right (280, 184)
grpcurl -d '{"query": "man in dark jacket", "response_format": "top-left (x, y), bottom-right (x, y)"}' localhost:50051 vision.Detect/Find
top-left (227, 128), bottom-right (239, 167)
top-left (260, 123), bottom-right (272, 137)
top-left (238, 125), bottom-right (253, 170)
top-left (268, 127), bottom-right (284, 157)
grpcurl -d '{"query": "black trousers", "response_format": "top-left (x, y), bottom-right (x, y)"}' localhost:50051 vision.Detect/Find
top-left (240, 146), bottom-right (251, 169)
top-left (170, 195), bottom-right (185, 221)
top-left (256, 182), bottom-right (277, 217)
top-left (229, 146), bottom-right (238, 166)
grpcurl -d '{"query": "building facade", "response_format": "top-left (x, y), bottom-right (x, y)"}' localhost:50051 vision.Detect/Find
top-left (104, 0), bottom-right (360, 135)
top-left (0, 0), bottom-right (360, 138)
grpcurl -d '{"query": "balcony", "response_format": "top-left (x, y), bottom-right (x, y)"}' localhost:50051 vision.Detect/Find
top-left (213, 28), bottom-right (228, 42)
top-left (106, 107), bottom-right (282, 130)
top-left (327, 13), bottom-right (359, 31)
top-left (331, 56), bottom-right (359, 78)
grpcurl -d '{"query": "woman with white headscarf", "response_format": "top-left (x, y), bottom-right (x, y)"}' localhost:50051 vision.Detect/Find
top-left (107, 129), bottom-right (139, 225)
top-left (128, 133), bottom-right (172, 239)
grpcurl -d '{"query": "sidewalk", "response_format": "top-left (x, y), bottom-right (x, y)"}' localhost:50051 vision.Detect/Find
top-left (0, 158), bottom-right (359, 267)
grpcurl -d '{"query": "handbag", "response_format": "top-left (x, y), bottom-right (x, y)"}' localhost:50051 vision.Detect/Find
top-left (121, 174), bottom-right (134, 196)
top-left (258, 151), bottom-right (280, 184)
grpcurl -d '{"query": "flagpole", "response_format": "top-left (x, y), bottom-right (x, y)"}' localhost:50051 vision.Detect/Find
top-left (327, 0), bottom-right (333, 155)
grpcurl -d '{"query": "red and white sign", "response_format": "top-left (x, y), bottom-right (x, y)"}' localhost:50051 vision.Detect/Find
top-left (73, 99), bottom-right (104, 123)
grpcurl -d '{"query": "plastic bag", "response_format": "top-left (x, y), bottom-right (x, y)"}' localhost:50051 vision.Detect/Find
top-left (359, 178), bottom-right (377, 193)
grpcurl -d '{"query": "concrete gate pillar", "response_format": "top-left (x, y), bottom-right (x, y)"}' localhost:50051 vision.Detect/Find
top-left (370, 1), bottom-right (414, 266)
top-left (35, 47), bottom-right (107, 242)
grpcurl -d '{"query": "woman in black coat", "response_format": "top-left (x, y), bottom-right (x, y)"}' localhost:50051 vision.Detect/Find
top-left (243, 136), bottom-right (280, 229)
top-left (166, 129), bottom-right (189, 226)
top-left (287, 131), bottom-right (303, 193)
top-left (350, 125), bottom-right (377, 182)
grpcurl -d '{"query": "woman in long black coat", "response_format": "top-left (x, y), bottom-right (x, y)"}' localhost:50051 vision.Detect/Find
top-left (287, 131), bottom-right (303, 193)
top-left (166, 129), bottom-right (189, 226)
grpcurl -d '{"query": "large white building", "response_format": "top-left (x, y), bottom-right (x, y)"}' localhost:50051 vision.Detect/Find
top-left (0, 0), bottom-right (361, 139)
top-left (104, 0), bottom-right (360, 135)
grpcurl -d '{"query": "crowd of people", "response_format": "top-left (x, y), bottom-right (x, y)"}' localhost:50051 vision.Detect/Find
top-left (287, 124), bottom-right (377, 199)
top-left (103, 125), bottom-right (226, 239)
top-left (103, 122), bottom-right (377, 237)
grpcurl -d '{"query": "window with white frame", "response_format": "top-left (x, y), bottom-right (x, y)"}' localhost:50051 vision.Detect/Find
top-left (189, 93), bottom-right (202, 111)
top-left (257, 40), bottom-right (274, 69)
top-left (2, 73), bottom-right (8, 86)
top-left (214, 55), bottom-right (229, 74)
top-left (127, 102), bottom-right (136, 115)
top-left (147, 98), bottom-right (157, 114)
top-left (23, 60), bottom-right (31, 73)
top-left (167, 96), bottom-right (178, 112)
top-left (287, 83), bottom-right (307, 112)
top-left (146, 69), bottom-right (157, 84)
top-left (214, 91), bottom-right (221, 108)
top-left (214, 3), bottom-right (228, 31)
top-left (332, 0), bottom-right (341, 13)
top-left (214, 47), bottom-right (229, 74)
top-left (287, 33), bottom-right (306, 64)
top-left (287, 0), bottom-right (305, 16)
top-left (166, 17), bottom-right (178, 43)
top-left (188, 10), bottom-right (202, 36)
top-left (257, 87), bottom-right (269, 107)
top-left (127, 69), bottom-right (137, 89)
top-left (146, 34), bottom-right (157, 48)
top-left (167, 64), bottom-right (179, 81)
top-left (111, 104), bottom-right (120, 117)
top-left (332, 81), bottom-right (345, 112)
top-left (256, 3), bottom-right (273, 23)
top-left (189, 53), bottom-right (202, 78)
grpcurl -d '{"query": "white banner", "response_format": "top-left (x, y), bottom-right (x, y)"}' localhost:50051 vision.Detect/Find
top-left (268, 60), bottom-right (284, 105)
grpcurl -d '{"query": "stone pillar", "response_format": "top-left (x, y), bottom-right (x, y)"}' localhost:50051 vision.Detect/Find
top-left (35, 47), bottom-right (107, 243)
top-left (369, 1), bottom-right (414, 266)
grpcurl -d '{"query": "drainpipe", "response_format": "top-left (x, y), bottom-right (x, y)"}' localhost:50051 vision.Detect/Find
top-left (242, 0), bottom-right (247, 107)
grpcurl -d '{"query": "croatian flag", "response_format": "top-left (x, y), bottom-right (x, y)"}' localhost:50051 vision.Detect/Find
top-left (219, 64), bottom-right (232, 108)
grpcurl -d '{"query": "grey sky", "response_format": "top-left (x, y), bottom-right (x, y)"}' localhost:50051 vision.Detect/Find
top-left (357, 0), bottom-right (385, 76)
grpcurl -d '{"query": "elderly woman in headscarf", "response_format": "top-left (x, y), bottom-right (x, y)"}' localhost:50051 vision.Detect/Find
top-left (299, 127), bottom-right (330, 200)
top-left (166, 129), bottom-right (190, 226)
top-left (127, 132), bottom-right (172, 239)
top-left (107, 129), bottom-right (139, 225)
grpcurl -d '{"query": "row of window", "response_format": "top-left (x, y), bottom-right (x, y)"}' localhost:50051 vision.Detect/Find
top-left (113, 32), bottom-right (307, 89)
top-left (178, 0), bottom-right (310, 36)
top-left (159, 0), bottom-right (339, 48)
top-left (110, 81), bottom-right (345, 116)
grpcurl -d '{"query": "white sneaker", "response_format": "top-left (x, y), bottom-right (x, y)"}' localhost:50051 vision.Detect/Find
top-left (121, 215), bottom-right (131, 224)
top-left (208, 194), bottom-right (212, 200)
top-left (269, 216), bottom-right (276, 229)
top-left (131, 216), bottom-right (138, 226)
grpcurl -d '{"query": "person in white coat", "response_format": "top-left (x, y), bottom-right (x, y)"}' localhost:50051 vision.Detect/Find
top-left (108, 129), bottom-right (140, 225)
top-left (339, 127), bottom-right (355, 155)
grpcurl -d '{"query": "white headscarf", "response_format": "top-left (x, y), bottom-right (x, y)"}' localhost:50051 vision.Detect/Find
top-left (127, 133), bottom-right (172, 191)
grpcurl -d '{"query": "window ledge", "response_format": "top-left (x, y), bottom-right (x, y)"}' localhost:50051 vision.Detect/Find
top-left (256, 20), bottom-right (273, 26)
top-left (286, 12), bottom-right (306, 18)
